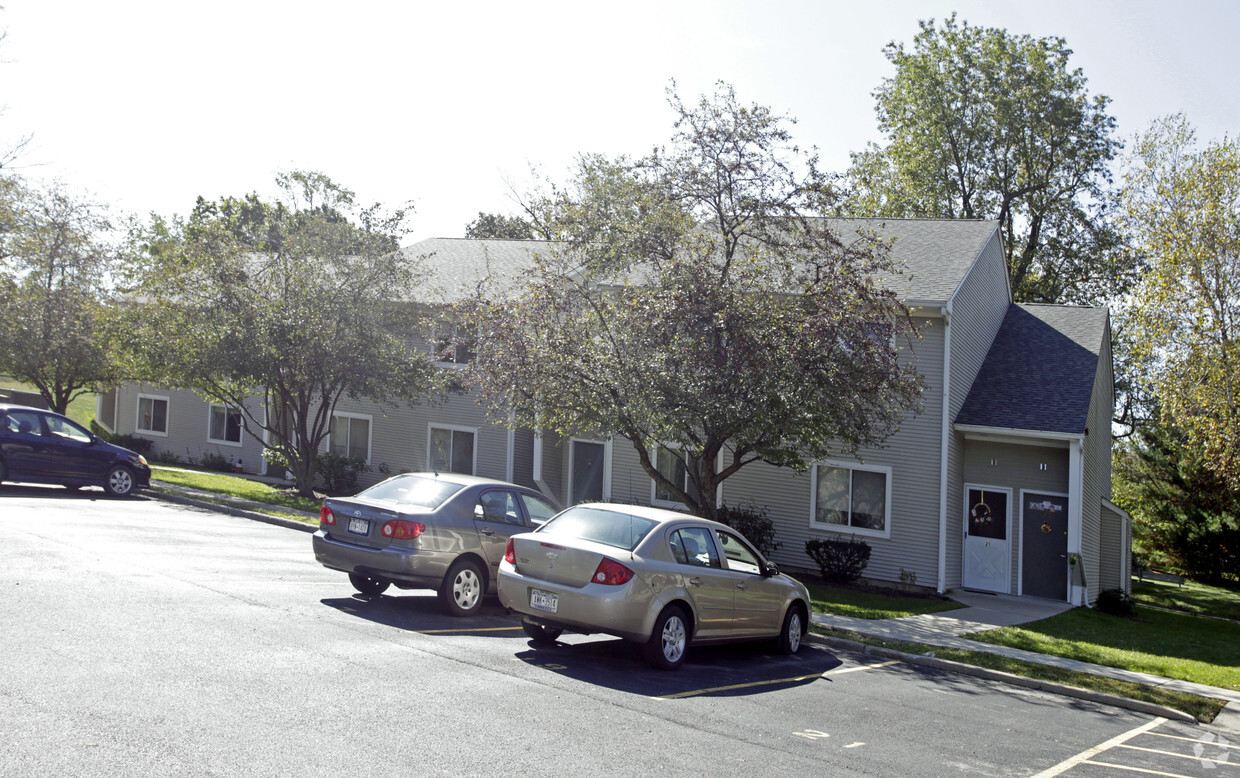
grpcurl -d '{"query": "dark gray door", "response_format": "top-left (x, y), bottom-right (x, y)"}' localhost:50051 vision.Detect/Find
top-left (1022, 492), bottom-right (1069, 600)
top-left (570, 441), bottom-right (604, 504)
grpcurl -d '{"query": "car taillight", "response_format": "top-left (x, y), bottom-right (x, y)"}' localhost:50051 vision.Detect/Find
top-left (382, 520), bottom-right (425, 539)
top-left (504, 537), bottom-right (516, 564)
top-left (592, 558), bottom-right (634, 585)
top-left (320, 505), bottom-right (335, 525)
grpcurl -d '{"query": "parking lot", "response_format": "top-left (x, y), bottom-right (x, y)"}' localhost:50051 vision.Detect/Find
top-left (1, 486), bottom-right (1231, 776)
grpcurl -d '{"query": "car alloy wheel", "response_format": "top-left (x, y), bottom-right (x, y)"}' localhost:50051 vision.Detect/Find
top-left (779, 605), bottom-right (804, 655)
top-left (646, 606), bottom-right (689, 670)
top-left (105, 465), bottom-right (134, 497)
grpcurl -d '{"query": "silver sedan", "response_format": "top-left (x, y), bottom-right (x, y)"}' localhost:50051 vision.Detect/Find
top-left (498, 503), bottom-right (811, 669)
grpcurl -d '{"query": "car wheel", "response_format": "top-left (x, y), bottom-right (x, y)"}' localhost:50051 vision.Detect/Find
top-left (348, 573), bottom-right (390, 596)
top-left (522, 621), bottom-right (563, 644)
top-left (440, 558), bottom-right (485, 617)
top-left (778, 604), bottom-right (805, 655)
top-left (645, 605), bottom-right (690, 670)
top-left (104, 465), bottom-right (135, 497)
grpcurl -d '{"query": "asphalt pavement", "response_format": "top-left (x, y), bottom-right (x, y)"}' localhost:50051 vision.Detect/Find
top-left (146, 478), bottom-right (1240, 736)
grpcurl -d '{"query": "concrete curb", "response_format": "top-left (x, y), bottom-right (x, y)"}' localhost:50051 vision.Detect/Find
top-left (805, 631), bottom-right (1198, 724)
top-left (147, 486), bottom-right (316, 534)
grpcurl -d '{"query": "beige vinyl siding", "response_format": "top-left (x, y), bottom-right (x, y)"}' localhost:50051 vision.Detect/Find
top-left (115, 383), bottom-right (267, 474)
top-left (595, 317), bottom-right (948, 587)
top-left (331, 389), bottom-right (509, 489)
top-left (963, 441), bottom-right (1071, 594)
top-left (943, 231), bottom-right (1011, 588)
top-left (1099, 502), bottom-right (1125, 591)
top-left (1079, 320), bottom-right (1115, 604)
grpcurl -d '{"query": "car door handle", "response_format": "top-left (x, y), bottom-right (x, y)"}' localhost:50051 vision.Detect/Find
top-left (735, 582), bottom-right (748, 591)
top-left (480, 527), bottom-right (495, 536)
top-left (688, 577), bottom-right (702, 587)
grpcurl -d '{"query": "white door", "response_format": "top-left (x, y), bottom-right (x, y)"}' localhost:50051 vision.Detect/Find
top-left (963, 485), bottom-right (1010, 593)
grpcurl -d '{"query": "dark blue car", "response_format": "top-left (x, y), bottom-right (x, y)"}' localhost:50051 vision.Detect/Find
top-left (0, 403), bottom-right (151, 497)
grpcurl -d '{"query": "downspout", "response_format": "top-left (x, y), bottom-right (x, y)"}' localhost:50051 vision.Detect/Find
top-left (937, 303), bottom-right (953, 594)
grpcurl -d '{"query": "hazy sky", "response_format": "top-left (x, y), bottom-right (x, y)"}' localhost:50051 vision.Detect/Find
top-left (2, 0), bottom-right (1236, 243)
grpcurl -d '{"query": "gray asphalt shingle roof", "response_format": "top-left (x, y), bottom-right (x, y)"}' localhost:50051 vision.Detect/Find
top-left (399, 238), bottom-right (554, 303)
top-left (827, 218), bottom-right (999, 304)
top-left (955, 304), bottom-right (1110, 435)
top-left (405, 218), bottom-right (999, 306)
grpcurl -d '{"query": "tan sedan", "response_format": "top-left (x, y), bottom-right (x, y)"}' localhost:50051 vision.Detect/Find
top-left (497, 503), bottom-right (810, 669)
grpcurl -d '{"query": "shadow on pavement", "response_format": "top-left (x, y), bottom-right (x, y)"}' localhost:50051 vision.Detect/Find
top-left (513, 637), bottom-right (843, 698)
top-left (320, 592), bottom-right (523, 638)
top-left (0, 483), bottom-right (152, 501)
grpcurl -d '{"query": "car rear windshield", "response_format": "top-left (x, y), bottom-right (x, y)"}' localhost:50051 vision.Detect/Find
top-left (537, 506), bottom-right (658, 551)
top-left (357, 475), bottom-right (466, 509)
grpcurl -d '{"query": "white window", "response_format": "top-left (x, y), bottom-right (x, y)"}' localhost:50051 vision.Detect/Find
top-left (810, 461), bottom-right (892, 537)
top-left (429, 425), bottom-right (475, 475)
top-left (137, 394), bottom-right (169, 436)
top-left (208, 404), bottom-right (243, 445)
top-left (329, 413), bottom-right (372, 462)
top-left (433, 321), bottom-right (476, 364)
top-left (650, 446), bottom-right (699, 508)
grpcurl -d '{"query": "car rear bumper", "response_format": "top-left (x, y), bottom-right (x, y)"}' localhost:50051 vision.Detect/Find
top-left (312, 530), bottom-right (446, 588)
top-left (497, 561), bottom-right (655, 642)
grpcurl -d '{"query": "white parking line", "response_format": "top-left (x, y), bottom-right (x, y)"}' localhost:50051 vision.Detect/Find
top-left (1030, 717), bottom-right (1167, 777)
top-left (1079, 761), bottom-right (1194, 777)
top-left (824, 660), bottom-right (902, 676)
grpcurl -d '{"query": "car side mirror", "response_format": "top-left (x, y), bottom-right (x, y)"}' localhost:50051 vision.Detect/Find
top-left (762, 562), bottom-right (780, 577)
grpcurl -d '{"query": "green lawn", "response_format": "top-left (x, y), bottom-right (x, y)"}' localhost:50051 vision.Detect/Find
top-left (0, 379), bottom-right (97, 427)
top-left (151, 467), bottom-right (321, 521)
top-left (813, 626), bottom-right (1227, 722)
top-left (805, 582), bottom-right (964, 619)
top-left (1132, 577), bottom-right (1240, 621)
top-left (967, 605), bottom-right (1240, 690)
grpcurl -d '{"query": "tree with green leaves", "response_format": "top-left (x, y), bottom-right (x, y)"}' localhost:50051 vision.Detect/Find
top-left (1120, 115), bottom-right (1240, 490)
top-left (1114, 414), bottom-right (1240, 583)
top-left (464, 83), bottom-right (924, 520)
top-left (464, 212), bottom-right (536, 240)
top-left (845, 15), bottom-right (1129, 304)
top-left (0, 179), bottom-right (123, 413)
top-left (122, 172), bottom-right (435, 496)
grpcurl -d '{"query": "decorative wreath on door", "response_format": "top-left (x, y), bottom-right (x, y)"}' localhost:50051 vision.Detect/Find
top-left (970, 501), bottom-right (993, 527)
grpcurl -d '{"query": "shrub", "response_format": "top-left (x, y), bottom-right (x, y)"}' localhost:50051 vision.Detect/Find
top-left (199, 451), bottom-right (234, 473)
top-left (805, 535), bottom-right (872, 583)
top-left (316, 452), bottom-right (370, 495)
top-left (1095, 588), bottom-right (1137, 618)
top-left (91, 421), bottom-right (153, 455)
top-left (715, 503), bottom-right (782, 557)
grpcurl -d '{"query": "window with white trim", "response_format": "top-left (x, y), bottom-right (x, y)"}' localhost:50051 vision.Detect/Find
top-left (329, 413), bottom-right (372, 462)
top-left (208, 404), bottom-right (243, 445)
top-left (651, 446), bottom-right (700, 507)
top-left (810, 461), bottom-right (891, 536)
top-left (433, 321), bottom-right (476, 364)
top-left (429, 425), bottom-right (475, 475)
top-left (137, 395), bottom-right (169, 436)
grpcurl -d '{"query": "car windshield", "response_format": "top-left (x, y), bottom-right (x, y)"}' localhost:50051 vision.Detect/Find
top-left (537, 506), bottom-right (658, 551)
top-left (357, 475), bottom-right (466, 509)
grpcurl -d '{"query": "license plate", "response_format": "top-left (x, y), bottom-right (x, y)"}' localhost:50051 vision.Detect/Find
top-left (347, 518), bottom-right (369, 536)
top-left (529, 588), bottom-right (558, 614)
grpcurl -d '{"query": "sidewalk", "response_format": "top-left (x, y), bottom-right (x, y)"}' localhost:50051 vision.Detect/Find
top-left (147, 480), bottom-right (318, 533)
top-left (809, 590), bottom-right (1240, 732)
